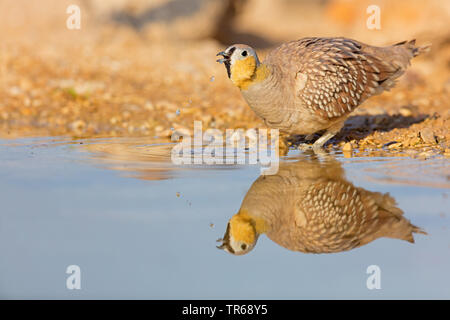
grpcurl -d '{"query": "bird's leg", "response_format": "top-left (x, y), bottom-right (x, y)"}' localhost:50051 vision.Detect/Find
top-left (312, 121), bottom-right (344, 150)
top-left (298, 121), bottom-right (344, 151)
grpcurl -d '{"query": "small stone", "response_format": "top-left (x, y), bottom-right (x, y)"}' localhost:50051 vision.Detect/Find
top-left (176, 192), bottom-right (180, 197)
top-left (70, 120), bottom-right (87, 134)
top-left (444, 149), bottom-right (450, 158)
top-left (342, 142), bottom-right (353, 152)
top-left (71, 120), bottom-right (86, 130)
top-left (419, 128), bottom-right (436, 144)
top-left (388, 142), bottom-right (402, 149)
top-left (383, 141), bottom-right (398, 148)
top-left (210, 76), bottom-right (215, 82)
top-left (399, 106), bottom-right (413, 117)
top-left (416, 151), bottom-right (432, 160)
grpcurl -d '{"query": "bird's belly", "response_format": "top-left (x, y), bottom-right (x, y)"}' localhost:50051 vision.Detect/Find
top-left (245, 98), bottom-right (330, 135)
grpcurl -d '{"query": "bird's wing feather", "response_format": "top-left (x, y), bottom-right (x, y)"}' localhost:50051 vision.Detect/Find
top-left (294, 179), bottom-right (367, 252)
top-left (266, 37), bottom-right (398, 120)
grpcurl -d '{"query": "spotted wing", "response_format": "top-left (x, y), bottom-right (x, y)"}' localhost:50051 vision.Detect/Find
top-left (268, 37), bottom-right (398, 119)
top-left (293, 179), bottom-right (370, 252)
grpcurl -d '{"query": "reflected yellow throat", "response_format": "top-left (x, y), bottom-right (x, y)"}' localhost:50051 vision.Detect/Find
top-left (230, 57), bottom-right (270, 90)
top-left (229, 209), bottom-right (267, 243)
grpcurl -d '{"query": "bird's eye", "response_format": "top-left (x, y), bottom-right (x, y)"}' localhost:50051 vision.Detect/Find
top-left (241, 51), bottom-right (248, 57)
top-left (241, 244), bottom-right (247, 250)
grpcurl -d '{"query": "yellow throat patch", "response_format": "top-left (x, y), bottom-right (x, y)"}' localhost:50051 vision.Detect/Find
top-left (229, 209), bottom-right (267, 244)
top-left (230, 57), bottom-right (270, 90)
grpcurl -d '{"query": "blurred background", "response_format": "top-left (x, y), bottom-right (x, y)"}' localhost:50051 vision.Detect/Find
top-left (0, 0), bottom-right (449, 146)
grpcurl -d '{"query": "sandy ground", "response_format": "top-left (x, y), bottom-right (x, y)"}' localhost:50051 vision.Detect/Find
top-left (0, 0), bottom-right (449, 158)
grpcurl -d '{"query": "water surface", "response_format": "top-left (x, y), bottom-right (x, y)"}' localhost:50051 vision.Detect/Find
top-left (0, 137), bottom-right (448, 299)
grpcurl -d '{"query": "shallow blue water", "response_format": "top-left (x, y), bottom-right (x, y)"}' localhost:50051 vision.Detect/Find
top-left (0, 137), bottom-right (448, 299)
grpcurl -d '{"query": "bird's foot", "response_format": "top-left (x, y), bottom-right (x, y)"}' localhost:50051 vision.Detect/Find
top-left (298, 142), bottom-right (329, 155)
top-left (297, 143), bottom-right (314, 151)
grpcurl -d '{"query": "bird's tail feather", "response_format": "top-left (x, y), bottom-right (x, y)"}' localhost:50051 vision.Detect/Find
top-left (396, 39), bottom-right (431, 57)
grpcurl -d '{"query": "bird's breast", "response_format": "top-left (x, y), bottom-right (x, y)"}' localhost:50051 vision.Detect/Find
top-left (241, 79), bottom-right (330, 134)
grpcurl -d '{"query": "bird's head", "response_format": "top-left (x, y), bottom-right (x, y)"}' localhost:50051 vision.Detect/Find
top-left (216, 211), bottom-right (262, 255)
top-left (216, 44), bottom-right (267, 90)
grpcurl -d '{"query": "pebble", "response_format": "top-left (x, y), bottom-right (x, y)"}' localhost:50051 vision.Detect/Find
top-left (71, 120), bottom-right (86, 130)
top-left (416, 151), bottom-right (432, 160)
top-left (383, 141), bottom-right (399, 148)
top-left (420, 128), bottom-right (436, 144)
top-left (444, 149), bottom-right (450, 158)
top-left (342, 142), bottom-right (353, 152)
top-left (388, 142), bottom-right (403, 149)
top-left (399, 106), bottom-right (413, 117)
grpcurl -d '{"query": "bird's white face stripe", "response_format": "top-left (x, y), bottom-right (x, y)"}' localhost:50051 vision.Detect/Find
top-left (230, 47), bottom-right (259, 66)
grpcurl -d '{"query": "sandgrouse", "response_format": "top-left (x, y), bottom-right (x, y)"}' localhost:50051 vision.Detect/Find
top-left (217, 37), bottom-right (430, 149)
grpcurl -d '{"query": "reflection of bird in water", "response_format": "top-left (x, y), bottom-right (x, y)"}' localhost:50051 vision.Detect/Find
top-left (218, 154), bottom-right (426, 255)
top-left (80, 138), bottom-right (177, 181)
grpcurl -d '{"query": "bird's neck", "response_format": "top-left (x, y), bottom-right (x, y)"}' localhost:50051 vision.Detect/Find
top-left (231, 60), bottom-right (271, 91)
top-left (230, 209), bottom-right (268, 241)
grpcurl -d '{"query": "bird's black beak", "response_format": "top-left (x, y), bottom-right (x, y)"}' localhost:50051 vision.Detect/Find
top-left (216, 51), bottom-right (229, 64)
top-left (216, 222), bottom-right (234, 253)
top-left (216, 50), bottom-right (232, 78)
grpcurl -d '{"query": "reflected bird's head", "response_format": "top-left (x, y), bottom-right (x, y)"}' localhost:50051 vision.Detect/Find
top-left (217, 213), bottom-right (259, 255)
